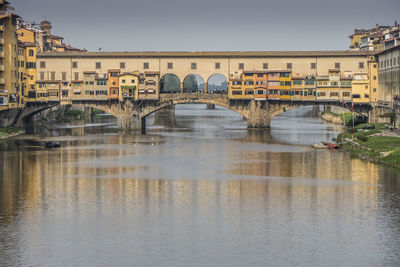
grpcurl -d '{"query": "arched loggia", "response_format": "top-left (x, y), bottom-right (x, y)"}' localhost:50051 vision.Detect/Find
top-left (160, 74), bottom-right (181, 93)
top-left (207, 73), bottom-right (228, 94)
top-left (183, 74), bottom-right (205, 93)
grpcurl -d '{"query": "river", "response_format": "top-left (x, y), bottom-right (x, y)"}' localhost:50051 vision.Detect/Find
top-left (1, 104), bottom-right (400, 266)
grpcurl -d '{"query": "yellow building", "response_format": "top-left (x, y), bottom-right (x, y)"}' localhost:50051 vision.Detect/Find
top-left (0, 2), bottom-right (20, 111)
top-left (229, 78), bottom-right (244, 99)
top-left (119, 72), bottom-right (138, 101)
top-left (279, 72), bottom-right (291, 100)
top-left (368, 56), bottom-right (379, 103)
top-left (17, 42), bottom-right (25, 105)
top-left (352, 73), bottom-right (370, 103)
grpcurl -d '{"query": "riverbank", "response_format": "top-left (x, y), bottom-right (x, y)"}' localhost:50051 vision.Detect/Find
top-left (337, 123), bottom-right (400, 168)
top-left (321, 111), bottom-right (366, 126)
top-left (0, 125), bottom-right (24, 140)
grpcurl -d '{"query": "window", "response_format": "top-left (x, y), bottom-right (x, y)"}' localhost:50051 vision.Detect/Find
top-left (352, 94), bottom-right (361, 98)
top-left (232, 90), bottom-right (242, 95)
top-left (293, 80), bottom-right (302, 85)
top-left (74, 72), bottom-right (79, 80)
top-left (245, 90), bottom-right (253, 95)
top-left (29, 49), bottom-right (34, 57)
top-left (131, 80), bottom-right (135, 83)
top-left (239, 63), bottom-right (244, 70)
top-left (40, 61), bottom-right (46, 68)
top-left (287, 63), bottom-right (292, 69)
top-left (51, 72), bottom-right (55, 80)
top-left (331, 81), bottom-right (338, 86)
top-left (90, 81), bottom-right (94, 85)
top-left (311, 62), bottom-right (316, 69)
top-left (215, 62), bottom-right (220, 69)
top-left (72, 61), bottom-right (78, 68)
top-left (40, 72), bottom-right (44, 80)
top-left (365, 94), bottom-right (369, 98)
top-left (257, 73), bottom-right (264, 78)
top-left (167, 62), bottom-right (173, 69)
top-left (62, 72), bottom-right (66, 81)
top-left (191, 62), bottom-right (197, 70)
top-left (330, 92), bottom-right (339, 97)
top-left (373, 76), bottom-right (377, 80)
top-left (280, 72), bottom-right (290, 77)
top-left (373, 64), bottom-right (377, 68)
top-left (96, 62), bottom-right (101, 69)
top-left (319, 92), bottom-right (326, 97)
top-left (144, 62), bottom-right (149, 69)
top-left (394, 58), bottom-right (397, 66)
top-left (122, 80), bottom-right (125, 84)
top-left (343, 92), bottom-right (350, 97)
top-left (232, 81), bottom-right (242, 85)
top-left (26, 62), bottom-right (36, 69)
top-left (120, 62), bottom-right (125, 69)
top-left (263, 63), bottom-right (268, 69)
top-left (359, 62), bottom-right (364, 69)
top-left (335, 62), bottom-right (340, 69)
top-left (244, 81), bottom-right (254, 85)
top-left (305, 80), bottom-right (314, 85)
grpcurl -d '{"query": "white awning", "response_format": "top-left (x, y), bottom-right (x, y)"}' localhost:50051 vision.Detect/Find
top-left (73, 89), bottom-right (81, 93)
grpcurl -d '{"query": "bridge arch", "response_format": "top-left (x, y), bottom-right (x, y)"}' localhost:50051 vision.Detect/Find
top-left (206, 73), bottom-right (228, 94)
top-left (183, 74), bottom-right (205, 93)
top-left (160, 73), bottom-right (181, 93)
top-left (139, 97), bottom-right (247, 120)
top-left (269, 102), bottom-right (369, 118)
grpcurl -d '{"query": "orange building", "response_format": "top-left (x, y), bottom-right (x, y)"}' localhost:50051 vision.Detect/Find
top-left (108, 69), bottom-right (120, 100)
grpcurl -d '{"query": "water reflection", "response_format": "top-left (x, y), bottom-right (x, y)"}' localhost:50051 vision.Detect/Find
top-left (0, 104), bottom-right (400, 266)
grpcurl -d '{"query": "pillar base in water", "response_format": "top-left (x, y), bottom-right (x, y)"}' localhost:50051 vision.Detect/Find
top-left (206, 104), bottom-right (215, 110)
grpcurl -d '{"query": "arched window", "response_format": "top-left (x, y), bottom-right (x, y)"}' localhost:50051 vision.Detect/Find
top-left (29, 49), bottom-right (34, 57)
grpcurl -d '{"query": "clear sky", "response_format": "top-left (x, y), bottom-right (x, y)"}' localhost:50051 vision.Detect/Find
top-left (12, 0), bottom-right (400, 52)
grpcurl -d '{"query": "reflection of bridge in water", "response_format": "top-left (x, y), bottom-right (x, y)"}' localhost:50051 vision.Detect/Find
top-left (13, 93), bottom-right (382, 133)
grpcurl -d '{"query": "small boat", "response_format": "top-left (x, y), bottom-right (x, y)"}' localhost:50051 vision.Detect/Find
top-left (312, 144), bottom-right (328, 149)
top-left (312, 142), bottom-right (340, 150)
top-left (45, 142), bottom-right (61, 149)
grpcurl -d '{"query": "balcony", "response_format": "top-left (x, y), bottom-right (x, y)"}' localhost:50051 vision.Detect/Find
top-left (0, 65), bottom-right (3, 71)
top-left (0, 38), bottom-right (4, 44)
top-left (0, 25), bottom-right (4, 31)
top-left (0, 78), bottom-right (4, 84)
top-left (0, 51), bottom-right (4, 57)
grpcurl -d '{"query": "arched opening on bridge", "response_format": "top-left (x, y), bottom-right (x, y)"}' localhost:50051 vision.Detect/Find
top-left (160, 74), bottom-right (181, 93)
top-left (183, 74), bottom-right (205, 93)
top-left (207, 73), bottom-right (228, 94)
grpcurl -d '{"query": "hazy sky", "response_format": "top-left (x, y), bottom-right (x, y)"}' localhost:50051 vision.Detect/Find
top-left (12, 0), bottom-right (400, 52)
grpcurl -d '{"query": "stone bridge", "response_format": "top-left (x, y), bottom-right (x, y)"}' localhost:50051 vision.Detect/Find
top-left (1, 93), bottom-right (392, 132)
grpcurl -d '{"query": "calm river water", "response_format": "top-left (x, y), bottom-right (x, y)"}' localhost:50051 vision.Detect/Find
top-left (1, 104), bottom-right (400, 266)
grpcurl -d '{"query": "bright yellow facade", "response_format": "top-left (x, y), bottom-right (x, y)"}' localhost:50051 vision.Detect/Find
top-left (352, 73), bottom-right (370, 103)
top-left (119, 72), bottom-right (139, 101)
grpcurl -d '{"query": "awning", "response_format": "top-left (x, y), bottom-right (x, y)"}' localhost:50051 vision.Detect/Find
top-left (73, 89), bottom-right (81, 93)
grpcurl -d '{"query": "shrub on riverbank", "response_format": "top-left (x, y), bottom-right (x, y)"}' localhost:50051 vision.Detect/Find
top-left (56, 110), bottom-right (86, 123)
top-left (321, 111), bottom-right (366, 126)
top-left (0, 125), bottom-right (23, 138)
top-left (339, 123), bottom-right (400, 168)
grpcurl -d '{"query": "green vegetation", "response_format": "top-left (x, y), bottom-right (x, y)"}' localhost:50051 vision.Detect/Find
top-left (321, 111), bottom-right (366, 126)
top-left (92, 108), bottom-right (105, 115)
top-left (338, 123), bottom-right (400, 168)
top-left (56, 110), bottom-right (86, 123)
top-left (0, 125), bottom-right (24, 138)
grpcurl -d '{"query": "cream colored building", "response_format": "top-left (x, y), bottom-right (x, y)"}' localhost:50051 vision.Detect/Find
top-left (36, 51), bottom-right (371, 95)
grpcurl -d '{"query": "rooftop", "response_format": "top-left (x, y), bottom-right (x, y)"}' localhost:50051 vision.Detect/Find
top-left (37, 50), bottom-right (370, 58)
